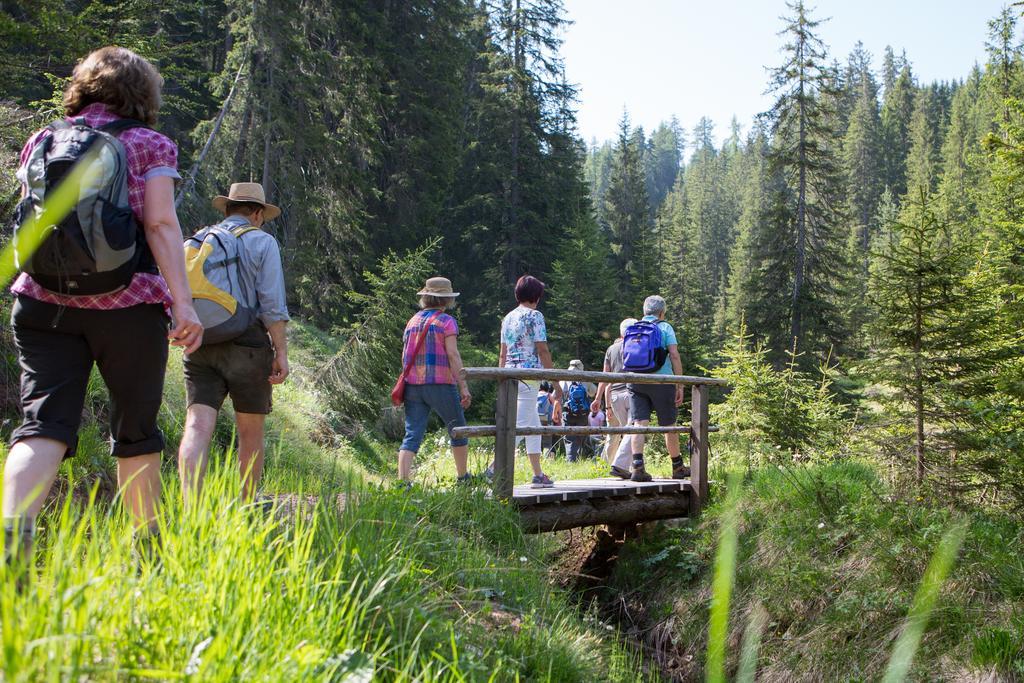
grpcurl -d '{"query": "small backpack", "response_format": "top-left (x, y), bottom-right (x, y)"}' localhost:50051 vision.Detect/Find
top-left (622, 320), bottom-right (669, 373)
top-left (12, 118), bottom-right (150, 294)
top-left (537, 392), bottom-right (552, 419)
top-left (565, 381), bottom-right (590, 417)
top-left (184, 223), bottom-right (260, 345)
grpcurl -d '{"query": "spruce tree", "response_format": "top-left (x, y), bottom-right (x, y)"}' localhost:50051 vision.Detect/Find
top-left (881, 60), bottom-right (916, 199)
top-left (546, 218), bottom-right (622, 367)
top-left (938, 68), bottom-right (986, 225)
top-left (903, 86), bottom-right (944, 196)
top-left (723, 125), bottom-right (771, 339)
top-left (759, 0), bottom-right (850, 359)
top-left (604, 110), bottom-right (652, 297)
top-left (867, 189), bottom-right (995, 486)
top-left (645, 118), bottom-right (685, 212)
top-left (843, 63), bottom-right (884, 265)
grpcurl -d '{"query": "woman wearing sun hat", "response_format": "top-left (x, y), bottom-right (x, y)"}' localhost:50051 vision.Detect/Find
top-left (395, 277), bottom-right (472, 484)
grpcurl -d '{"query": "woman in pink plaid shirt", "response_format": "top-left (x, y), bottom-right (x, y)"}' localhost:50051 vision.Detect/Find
top-left (4, 47), bottom-right (203, 565)
top-left (396, 277), bottom-right (472, 486)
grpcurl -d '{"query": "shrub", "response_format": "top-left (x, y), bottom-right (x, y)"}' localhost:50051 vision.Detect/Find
top-left (711, 324), bottom-right (850, 467)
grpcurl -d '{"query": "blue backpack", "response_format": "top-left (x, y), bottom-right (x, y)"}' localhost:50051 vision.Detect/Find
top-left (537, 393), bottom-right (552, 419)
top-left (565, 382), bottom-right (590, 416)
top-left (622, 320), bottom-right (669, 373)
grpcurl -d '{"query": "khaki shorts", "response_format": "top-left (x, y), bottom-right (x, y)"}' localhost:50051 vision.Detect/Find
top-left (184, 326), bottom-right (274, 414)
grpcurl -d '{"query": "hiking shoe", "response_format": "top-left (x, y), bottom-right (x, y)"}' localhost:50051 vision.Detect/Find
top-left (530, 473), bottom-right (555, 488)
top-left (456, 473), bottom-right (474, 486)
top-left (631, 466), bottom-right (653, 483)
top-left (671, 463), bottom-right (691, 479)
top-left (609, 466), bottom-right (632, 480)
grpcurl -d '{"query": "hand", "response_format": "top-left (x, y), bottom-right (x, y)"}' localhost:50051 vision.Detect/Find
top-left (675, 386), bottom-right (684, 407)
top-left (269, 353), bottom-right (290, 385)
top-left (590, 399), bottom-right (601, 414)
top-left (169, 302), bottom-right (203, 354)
top-left (460, 385), bottom-right (472, 409)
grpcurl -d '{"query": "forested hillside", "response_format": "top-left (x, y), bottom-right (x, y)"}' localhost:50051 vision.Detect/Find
top-left (5, 0), bottom-right (1024, 505)
top-left (7, 0), bottom-right (1024, 680)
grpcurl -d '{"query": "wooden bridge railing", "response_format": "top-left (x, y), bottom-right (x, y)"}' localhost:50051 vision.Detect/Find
top-left (451, 367), bottom-right (727, 515)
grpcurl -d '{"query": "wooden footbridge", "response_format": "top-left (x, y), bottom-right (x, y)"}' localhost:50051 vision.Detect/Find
top-left (451, 367), bottom-right (727, 533)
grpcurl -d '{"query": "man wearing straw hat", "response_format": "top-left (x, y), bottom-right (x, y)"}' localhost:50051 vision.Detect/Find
top-left (177, 182), bottom-right (290, 504)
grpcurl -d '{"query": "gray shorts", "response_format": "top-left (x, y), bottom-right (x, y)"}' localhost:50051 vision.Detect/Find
top-left (628, 383), bottom-right (677, 426)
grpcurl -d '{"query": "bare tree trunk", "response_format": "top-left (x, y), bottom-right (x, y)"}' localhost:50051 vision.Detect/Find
top-left (914, 238), bottom-right (925, 486)
top-left (261, 57), bottom-right (274, 199)
top-left (790, 38), bottom-right (808, 349)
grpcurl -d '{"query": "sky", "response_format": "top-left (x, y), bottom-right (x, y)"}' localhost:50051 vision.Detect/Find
top-left (561, 0), bottom-right (1011, 147)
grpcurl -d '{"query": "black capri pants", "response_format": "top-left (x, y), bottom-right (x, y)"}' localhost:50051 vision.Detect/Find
top-left (9, 295), bottom-right (170, 458)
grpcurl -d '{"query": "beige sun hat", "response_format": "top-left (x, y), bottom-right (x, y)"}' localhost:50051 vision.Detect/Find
top-left (417, 276), bottom-right (460, 298)
top-left (568, 359), bottom-right (584, 371)
top-left (212, 182), bottom-right (281, 220)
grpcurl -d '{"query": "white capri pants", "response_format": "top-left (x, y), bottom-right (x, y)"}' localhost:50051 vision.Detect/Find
top-left (515, 380), bottom-right (542, 454)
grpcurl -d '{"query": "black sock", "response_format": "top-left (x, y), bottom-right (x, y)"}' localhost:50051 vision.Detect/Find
top-left (671, 456), bottom-right (685, 467)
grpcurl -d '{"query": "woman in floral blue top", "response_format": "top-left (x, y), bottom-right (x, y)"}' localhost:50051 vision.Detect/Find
top-left (493, 275), bottom-right (561, 488)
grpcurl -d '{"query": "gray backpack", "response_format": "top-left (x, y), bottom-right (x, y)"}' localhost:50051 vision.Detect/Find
top-left (12, 118), bottom-right (150, 294)
top-left (184, 222), bottom-right (260, 345)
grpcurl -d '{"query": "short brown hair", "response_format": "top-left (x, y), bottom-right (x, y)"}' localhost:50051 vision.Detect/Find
top-left (63, 47), bottom-right (163, 125)
top-left (225, 201), bottom-right (265, 217)
top-left (514, 275), bottom-right (545, 304)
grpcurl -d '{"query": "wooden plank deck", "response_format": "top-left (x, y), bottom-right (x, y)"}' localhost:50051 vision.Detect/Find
top-left (512, 477), bottom-right (691, 506)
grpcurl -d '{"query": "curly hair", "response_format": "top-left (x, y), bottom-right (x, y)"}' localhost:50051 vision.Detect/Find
top-left (63, 47), bottom-right (163, 125)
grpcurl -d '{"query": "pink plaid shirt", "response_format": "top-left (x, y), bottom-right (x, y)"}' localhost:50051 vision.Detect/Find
top-left (11, 103), bottom-right (178, 310)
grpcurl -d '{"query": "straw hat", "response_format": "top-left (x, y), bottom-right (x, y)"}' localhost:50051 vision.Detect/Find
top-left (417, 276), bottom-right (460, 298)
top-left (212, 182), bottom-right (281, 220)
top-left (568, 359), bottom-right (584, 371)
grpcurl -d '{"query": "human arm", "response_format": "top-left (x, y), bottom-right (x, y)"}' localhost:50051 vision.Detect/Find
top-left (267, 320), bottom-right (289, 384)
top-left (142, 175), bottom-right (202, 353)
top-left (591, 356), bottom-right (612, 413)
top-left (668, 344), bottom-right (684, 406)
top-left (537, 341), bottom-right (560, 398)
top-left (499, 342), bottom-right (507, 368)
top-left (445, 334), bottom-right (471, 408)
top-left (536, 341), bottom-right (562, 421)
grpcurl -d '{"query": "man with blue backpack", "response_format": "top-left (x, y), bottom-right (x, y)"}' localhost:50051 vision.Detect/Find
top-left (619, 295), bottom-right (688, 482)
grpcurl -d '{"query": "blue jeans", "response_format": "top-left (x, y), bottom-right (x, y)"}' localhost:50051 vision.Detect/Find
top-left (400, 383), bottom-right (468, 453)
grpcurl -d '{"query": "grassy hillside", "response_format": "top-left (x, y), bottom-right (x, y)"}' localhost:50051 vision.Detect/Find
top-left (0, 320), bottom-right (651, 682)
top-left (605, 462), bottom-right (1024, 681)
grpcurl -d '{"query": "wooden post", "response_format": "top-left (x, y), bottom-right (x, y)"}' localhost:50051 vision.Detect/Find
top-left (493, 378), bottom-right (519, 500)
top-left (689, 383), bottom-right (709, 516)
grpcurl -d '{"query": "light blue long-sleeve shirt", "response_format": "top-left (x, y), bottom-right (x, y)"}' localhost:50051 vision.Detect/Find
top-left (218, 214), bottom-right (290, 325)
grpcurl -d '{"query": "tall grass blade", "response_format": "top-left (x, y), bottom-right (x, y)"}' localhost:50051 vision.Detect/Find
top-left (0, 149), bottom-right (102, 287)
top-left (736, 603), bottom-right (768, 683)
top-left (706, 473), bottom-right (743, 683)
top-left (882, 519), bottom-right (968, 683)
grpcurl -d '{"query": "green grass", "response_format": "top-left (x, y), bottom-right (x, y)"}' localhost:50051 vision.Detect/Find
top-left (604, 461), bottom-right (1024, 681)
top-left (0, 319), bottom-right (651, 682)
